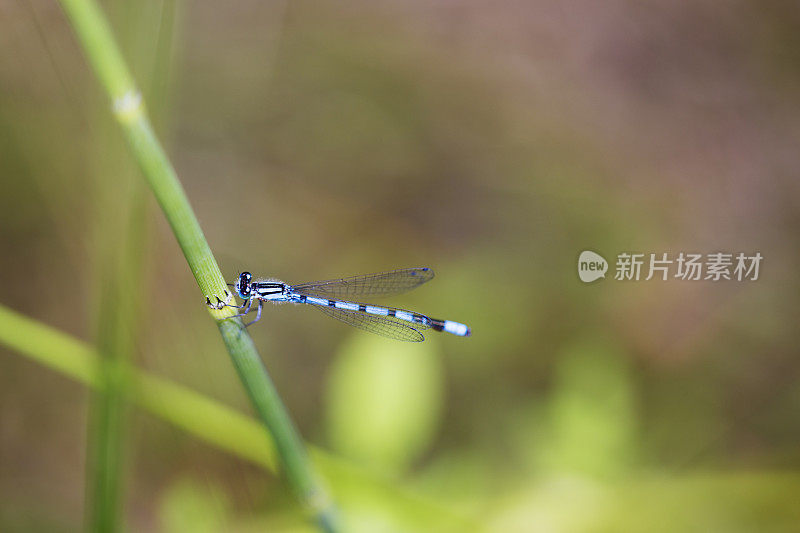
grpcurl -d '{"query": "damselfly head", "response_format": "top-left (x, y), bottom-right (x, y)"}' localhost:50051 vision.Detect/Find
top-left (235, 272), bottom-right (253, 299)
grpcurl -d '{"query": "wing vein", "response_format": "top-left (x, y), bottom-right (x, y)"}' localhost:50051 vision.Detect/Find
top-left (291, 267), bottom-right (434, 299)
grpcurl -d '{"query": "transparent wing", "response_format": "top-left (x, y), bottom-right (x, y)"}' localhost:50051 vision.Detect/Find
top-left (310, 304), bottom-right (429, 342)
top-left (291, 268), bottom-right (434, 299)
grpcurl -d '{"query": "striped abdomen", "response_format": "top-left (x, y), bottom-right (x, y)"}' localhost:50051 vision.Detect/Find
top-left (294, 294), bottom-right (471, 337)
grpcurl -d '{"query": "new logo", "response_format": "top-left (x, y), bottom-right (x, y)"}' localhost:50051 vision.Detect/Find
top-left (578, 250), bottom-right (608, 283)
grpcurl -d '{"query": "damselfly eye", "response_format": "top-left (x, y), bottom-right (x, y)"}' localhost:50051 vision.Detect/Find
top-left (237, 272), bottom-right (253, 298)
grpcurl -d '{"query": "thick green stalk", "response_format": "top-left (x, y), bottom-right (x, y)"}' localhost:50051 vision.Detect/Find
top-left (57, 0), bottom-right (337, 529)
top-left (59, 0), bottom-right (225, 301)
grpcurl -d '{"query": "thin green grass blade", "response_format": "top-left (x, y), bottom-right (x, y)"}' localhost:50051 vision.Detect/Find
top-left (85, 163), bottom-right (148, 533)
top-left (0, 304), bottom-right (277, 470)
top-left (0, 304), bottom-right (471, 530)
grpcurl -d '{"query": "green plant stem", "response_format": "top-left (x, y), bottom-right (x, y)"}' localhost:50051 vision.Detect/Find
top-left (86, 291), bottom-right (130, 533)
top-left (85, 185), bottom-right (145, 533)
top-left (217, 319), bottom-right (331, 511)
top-left (85, 112), bottom-right (151, 533)
top-left (57, 0), bottom-right (336, 529)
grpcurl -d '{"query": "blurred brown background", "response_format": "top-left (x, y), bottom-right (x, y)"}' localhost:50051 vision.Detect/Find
top-left (2, 0), bottom-right (800, 531)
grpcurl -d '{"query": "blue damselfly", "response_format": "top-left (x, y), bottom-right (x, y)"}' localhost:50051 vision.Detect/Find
top-left (221, 267), bottom-right (470, 342)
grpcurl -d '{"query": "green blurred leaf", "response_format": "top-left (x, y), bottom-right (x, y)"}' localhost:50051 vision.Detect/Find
top-left (537, 335), bottom-right (636, 479)
top-left (325, 334), bottom-right (443, 474)
top-left (603, 471), bottom-right (800, 533)
top-left (159, 477), bottom-right (230, 533)
top-left (487, 472), bottom-right (800, 533)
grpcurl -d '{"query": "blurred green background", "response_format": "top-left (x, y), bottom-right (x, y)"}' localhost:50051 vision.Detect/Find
top-left (2, 1), bottom-right (800, 531)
